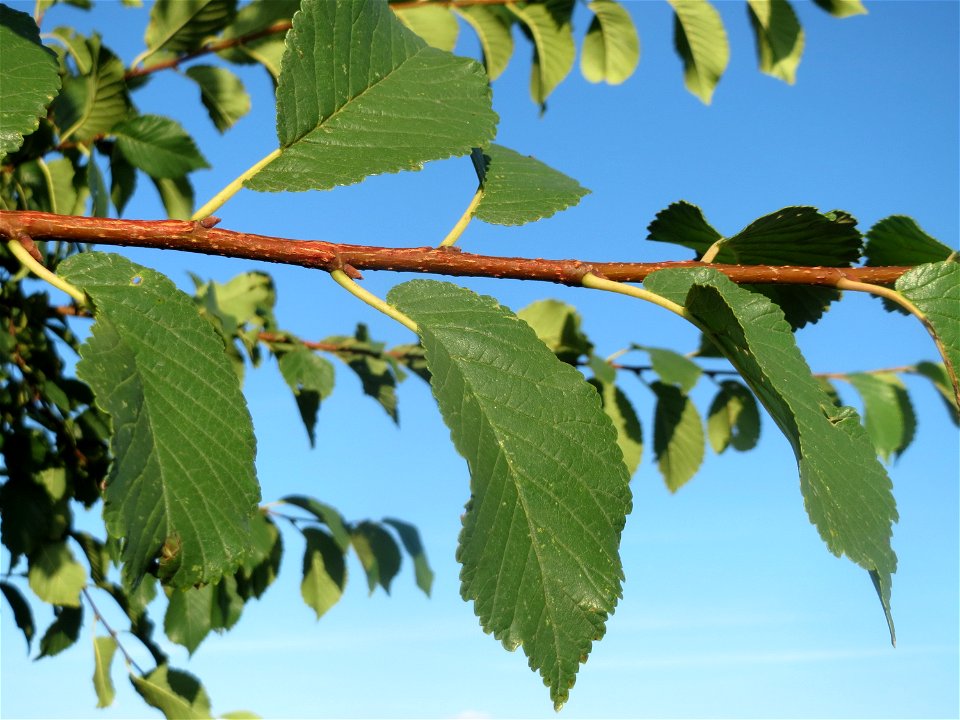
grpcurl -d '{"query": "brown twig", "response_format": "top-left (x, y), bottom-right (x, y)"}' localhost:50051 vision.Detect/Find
top-left (0, 211), bottom-right (912, 288)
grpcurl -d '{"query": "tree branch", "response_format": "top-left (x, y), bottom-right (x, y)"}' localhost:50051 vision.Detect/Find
top-left (0, 211), bottom-right (911, 288)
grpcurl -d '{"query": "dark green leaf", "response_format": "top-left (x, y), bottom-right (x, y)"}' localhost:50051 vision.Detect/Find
top-left (746, 0), bottom-right (804, 84)
top-left (51, 35), bottom-right (128, 144)
top-left (350, 521), bottom-right (402, 595)
top-left (86, 156), bottom-right (108, 217)
top-left (454, 5), bottom-right (513, 80)
top-left (109, 146), bottom-right (137, 216)
top-left (508, 0), bottom-right (575, 108)
top-left (864, 216), bottom-right (953, 267)
top-left (913, 361), bottom-right (959, 425)
top-left (114, 115), bottom-right (209, 179)
top-left (846, 373), bottom-right (916, 462)
top-left (517, 299), bottom-right (593, 363)
top-left (651, 381), bottom-right (704, 492)
top-left (28, 540), bottom-right (87, 607)
top-left (215, 0), bottom-right (299, 77)
top-left (59, 252), bottom-right (260, 588)
top-left (143, 0), bottom-right (237, 62)
top-left (278, 347), bottom-right (335, 447)
top-left (1, 581), bottom-right (35, 651)
top-left (152, 175), bottom-right (194, 220)
top-left (668, 0), bottom-right (729, 104)
top-left (164, 584), bottom-right (213, 654)
top-left (184, 65), bottom-right (251, 133)
top-left (49, 25), bottom-right (93, 73)
top-left (131, 665), bottom-right (212, 720)
top-left (647, 201), bottom-right (722, 256)
top-left (281, 495), bottom-right (351, 552)
top-left (383, 518), bottom-right (434, 597)
top-left (245, 0), bottom-right (496, 192)
top-left (71, 531), bottom-right (111, 585)
top-left (0, 4), bottom-right (61, 158)
top-left (236, 512), bottom-right (282, 600)
top-left (811, 0), bottom-right (867, 17)
top-left (645, 267), bottom-right (898, 643)
top-left (394, 4), bottom-right (459, 51)
top-left (210, 575), bottom-right (243, 631)
top-left (896, 261), bottom-right (960, 404)
top-left (93, 635), bottom-right (118, 708)
top-left (707, 380), bottom-right (760, 453)
top-left (589, 380), bottom-right (643, 477)
top-left (388, 279), bottom-right (631, 710)
top-left (580, 0), bottom-right (640, 85)
top-left (637, 345), bottom-right (702, 392)
top-left (300, 528), bottom-right (346, 619)
top-left (324, 325), bottom-right (400, 422)
top-left (38, 605), bottom-right (83, 658)
top-left (472, 144), bottom-right (589, 226)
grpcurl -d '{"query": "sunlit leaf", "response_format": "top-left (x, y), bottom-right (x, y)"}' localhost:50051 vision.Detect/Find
top-left (131, 665), bottom-right (212, 720)
top-left (164, 584), bottom-right (214, 655)
top-left (299, 528), bottom-right (346, 619)
top-left (281, 496), bottom-right (351, 552)
top-left (113, 115), bottom-right (209, 179)
top-left (93, 635), bottom-right (118, 708)
top-left (52, 34), bottom-right (129, 144)
top-left (812, 0), bottom-right (867, 18)
top-left (394, 4), bottom-right (459, 51)
top-left (668, 0), bottom-right (729, 104)
top-left (350, 521), bottom-right (402, 595)
top-left (184, 65), bottom-right (251, 133)
top-left (863, 216), bottom-right (953, 267)
top-left (454, 5), bottom-right (513, 80)
top-left (508, 0), bottom-right (575, 108)
top-left (651, 381), bottom-right (704, 492)
top-left (746, 0), bottom-right (804, 84)
top-left (28, 540), bottom-right (87, 607)
top-left (517, 299), bottom-right (593, 364)
top-left (278, 347), bottom-right (335, 447)
top-left (707, 379), bottom-right (760, 453)
top-left (581, 0), bottom-right (640, 85)
top-left (846, 373), bottom-right (916, 462)
top-left (589, 380), bottom-right (643, 477)
top-left (143, 0), bottom-right (237, 63)
top-left (637, 345), bottom-right (702, 392)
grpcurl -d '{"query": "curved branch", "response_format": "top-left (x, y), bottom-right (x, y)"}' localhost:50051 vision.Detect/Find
top-left (0, 211), bottom-right (912, 288)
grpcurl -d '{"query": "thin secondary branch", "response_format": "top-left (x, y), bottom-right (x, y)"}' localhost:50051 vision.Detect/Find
top-left (5, 236), bottom-right (86, 305)
top-left (330, 268), bottom-right (419, 334)
top-left (0, 212), bottom-right (914, 289)
top-left (81, 587), bottom-right (145, 675)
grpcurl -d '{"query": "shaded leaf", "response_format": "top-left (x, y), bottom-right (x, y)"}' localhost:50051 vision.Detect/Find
top-left (245, 0), bottom-right (496, 192)
top-left (747, 0), bottom-right (804, 84)
top-left (581, 0), bottom-right (640, 85)
top-left (215, 0), bottom-right (299, 77)
top-left (846, 373), bottom-right (916, 462)
top-left (508, 0), bottom-right (576, 107)
top-left (59, 252), bottom-right (260, 588)
top-left (49, 25), bottom-right (93, 73)
top-left (589, 380), bottom-right (643, 477)
top-left (236, 512), bottom-right (282, 600)
top-left (131, 665), bottom-right (212, 720)
top-left (812, 0), bottom-right (867, 17)
top-left (707, 380), bottom-right (760, 453)
top-left (651, 381), bottom-right (704, 492)
top-left (350, 521), bottom-right (402, 595)
top-left (394, 4), bottom-right (459, 51)
top-left (864, 216), bottom-right (953, 267)
top-left (383, 518), bottom-right (434, 596)
top-left (38, 605), bottom-right (83, 658)
top-left (52, 34), bottom-right (128, 144)
top-left (0, 4), bottom-right (60, 158)
top-left (28, 540), bottom-right (87, 608)
top-left (645, 266), bottom-right (898, 643)
top-left (278, 347), bottom-right (335, 447)
top-left (71, 531), bottom-right (110, 585)
top-left (388, 279), bottom-right (631, 710)
top-left (300, 528), bottom-right (346, 619)
top-left (647, 200), bottom-right (722, 256)
top-left (896, 261), bottom-right (960, 404)
top-left (109, 148), bottom-right (136, 216)
top-left (1, 581), bottom-right (35, 651)
top-left (164, 584), bottom-right (213, 655)
top-left (184, 65), bottom-right (251, 133)
top-left (472, 144), bottom-right (589, 226)
top-left (93, 635), bottom-right (118, 708)
top-left (152, 175), bottom-right (194, 220)
top-left (517, 298), bottom-right (592, 364)
top-left (913, 361), bottom-right (959, 425)
top-left (668, 0), bottom-right (729, 104)
top-left (454, 5), bottom-right (513, 80)
top-left (281, 495), bottom-right (351, 552)
top-left (323, 324), bottom-right (400, 422)
top-left (637, 345), bottom-right (702, 392)
top-left (86, 155), bottom-right (109, 218)
top-left (113, 115), bottom-right (209, 179)
top-left (143, 0), bottom-right (237, 62)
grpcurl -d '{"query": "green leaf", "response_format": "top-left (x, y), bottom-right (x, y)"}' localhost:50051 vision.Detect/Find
top-left (644, 266), bottom-right (898, 643)
top-left (811, 0), bottom-right (867, 17)
top-left (245, 0), bottom-right (496, 193)
top-left (472, 144), bottom-right (589, 226)
top-left (580, 0), bottom-right (640, 85)
top-left (746, 0), bottom-right (804, 84)
top-left (215, 0), bottom-right (299, 77)
top-left (637, 345), bottom-right (702, 392)
top-left (184, 65), bottom-right (251, 133)
top-left (913, 361), bottom-right (959, 425)
top-left (508, 0), bottom-right (576, 108)
top-left (52, 34), bottom-right (128, 144)
top-left (143, 0), bottom-right (237, 62)
top-left (394, 4), bottom-right (459, 52)
top-left (235, 512), bottom-right (282, 600)
top-left (388, 279), bottom-right (631, 711)
top-left (278, 347), bottom-right (335, 447)
top-left (668, 0), bottom-right (729, 104)
top-left (516, 299), bottom-right (593, 364)
top-left (164, 584), bottom-right (214, 654)
top-left (45, 157), bottom-right (86, 216)
top-left (846, 373), bottom-right (916, 462)
top-left (300, 528), bottom-right (346, 619)
top-left (1, 581), bottom-right (36, 651)
top-left (49, 25), bottom-right (93, 73)
top-left (589, 380), bottom-right (643, 478)
top-left (651, 381), bottom-right (705, 492)
top-left (454, 5), bottom-right (513, 81)
top-left (71, 531), bottom-right (111, 585)
top-left (350, 521), bottom-right (402, 595)
top-left (0, 4), bottom-right (61, 158)
top-left (59, 252), bottom-right (260, 588)
top-left (113, 115), bottom-right (210, 179)
top-left (383, 518), bottom-right (434, 597)
top-left (152, 175), bottom-right (194, 220)
top-left (131, 665), bottom-right (212, 720)
top-left (28, 540), bottom-right (87, 607)
top-left (896, 261), bottom-right (960, 403)
top-left (86, 156), bottom-right (108, 218)
top-left (864, 216), bottom-right (954, 267)
top-left (324, 324), bottom-right (401, 422)
top-left (93, 635), bottom-right (118, 708)
top-left (281, 495), bottom-right (351, 552)
top-left (647, 201), bottom-right (722, 256)
top-left (707, 380), bottom-right (760, 453)
top-left (109, 146), bottom-right (137, 216)
top-left (38, 605), bottom-right (83, 658)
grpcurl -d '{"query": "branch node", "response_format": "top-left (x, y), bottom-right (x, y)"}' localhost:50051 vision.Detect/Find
top-left (198, 216), bottom-right (221, 229)
top-left (17, 233), bottom-right (42, 262)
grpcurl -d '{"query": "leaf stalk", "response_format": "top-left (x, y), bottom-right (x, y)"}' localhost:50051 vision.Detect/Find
top-left (5, 237), bottom-right (86, 305)
top-left (330, 269), bottom-right (419, 334)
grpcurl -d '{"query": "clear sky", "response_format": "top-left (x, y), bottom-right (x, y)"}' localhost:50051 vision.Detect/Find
top-left (1, 1), bottom-right (958, 719)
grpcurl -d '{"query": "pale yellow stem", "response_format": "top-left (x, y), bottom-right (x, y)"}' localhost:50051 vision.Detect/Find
top-left (330, 269), bottom-right (419, 334)
top-left (6, 239), bottom-right (86, 305)
top-left (192, 148), bottom-right (282, 220)
top-left (439, 186), bottom-right (484, 247)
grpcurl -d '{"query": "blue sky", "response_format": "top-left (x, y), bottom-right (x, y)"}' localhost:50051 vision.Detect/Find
top-left (1, 1), bottom-right (958, 718)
